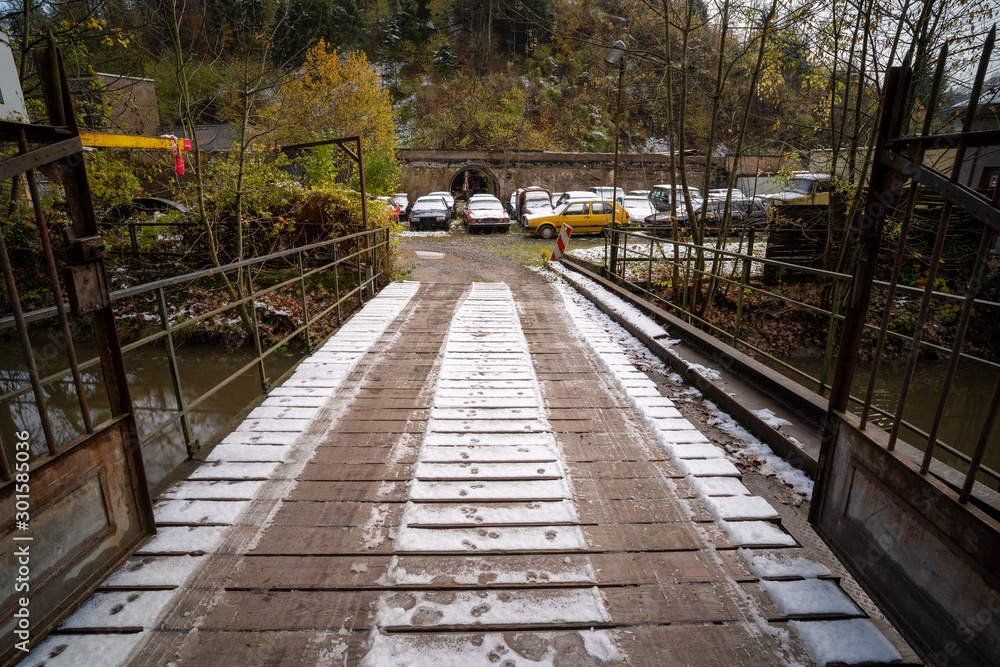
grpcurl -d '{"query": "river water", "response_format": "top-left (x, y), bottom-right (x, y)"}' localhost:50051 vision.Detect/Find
top-left (0, 337), bottom-right (302, 487)
top-left (771, 353), bottom-right (1000, 491)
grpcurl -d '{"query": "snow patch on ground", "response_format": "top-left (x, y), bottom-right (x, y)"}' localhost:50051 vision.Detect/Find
top-left (753, 408), bottom-right (793, 430)
top-left (706, 401), bottom-right (813, 499)
top-left (788, 619), bottom-right (901, 666)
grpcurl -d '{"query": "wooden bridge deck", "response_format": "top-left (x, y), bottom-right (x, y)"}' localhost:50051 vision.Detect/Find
top-left (23, 278), bottom-right (918, 666)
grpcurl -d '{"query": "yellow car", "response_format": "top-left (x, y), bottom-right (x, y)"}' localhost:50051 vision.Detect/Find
top-left (524, 199), bottom-right (632, 239)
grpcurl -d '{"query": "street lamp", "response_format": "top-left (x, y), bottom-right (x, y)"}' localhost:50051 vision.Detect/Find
top-left (605, 39), bottom-right (627, 276)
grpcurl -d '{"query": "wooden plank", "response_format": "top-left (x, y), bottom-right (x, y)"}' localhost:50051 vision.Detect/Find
top-left (332, 420), bottom-right (426, 433)
top-left (320, 433), bottom-right (415, 447)
top-left (567, 461), bottom-right (681, 479)
top-left (603, 583), bottom-right (767, 624)
top-left (577, 498), bottom-right (711, 524)
top-left (572, 478), bottom-right (683, 500)
top-left (287, 481), bottom-right (407, 502)
top-left (297, 463), bottom-right (414, 481)
top-left (584, 523), bottom-right (730, 552)
top-left (158, 590), bottom-right (377, 631)
top-left (251, 526), bottom-right (396, 555)
top-left (589, 551), bottom-right (754, 585)
top-left (130, 630), bottom-right (369, 667)
top-left (266, 501), bottom-right (403, 528)
top-left (200, 555), bottom-right (392, 589)
top-left (618, 623), bottom-right (800, 666)
top-left (310, 447), bottom-right (417, 465)
top-left (560, 443), bottom-right (669, 463)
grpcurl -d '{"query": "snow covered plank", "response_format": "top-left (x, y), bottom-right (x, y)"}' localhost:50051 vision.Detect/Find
top-left (360, 630), bottom-right (624, 667)
top-left (159, 480), bottom-right (267, 500)
top-left (430, 407), bottom-right (545, 420)
top-left (759, 579), bottom-right (860, 617)
top-left (220, 431), bottom-right (301, 446)
top-left (702, 495), bottom-right (781, 521)
top-left (409, 479), bottom-right (570, 501)
top-left (377, 588), bottom-right (610, 631)
top-left (383, 554), bottom-right (598, 586)
top-left (401, 500), bottom-right (579, 526)
top-left (420, 444), bottom-right (559, 463)
top-left (260, 393), bottom-right (329, 408)
top-left (197, 555), bottom-right (392, 589)
top-left (432, 396), bottom-right (540, 409)
top-left (413, 461), bottom-right (563, 480)
top-left (423, 432), bottom-right (556, 447)
top-left (246, 406), bottom-right (320, 420)
top-left (204, 445), bottom-right (292, 463)
top-left (426, 418), bottom-right (549, 433)
top-left (394, 525), bottom-right (588, 553)
top-left (153, 499), bottom-right (250, 525)
top-left (57, 590), bottom-right (177, 630)
top-left (100, 555), bottom-right (207, 588)
top-left (188, 461), bottom-right (283, 479)
top-left (138, 526), bottom-right (230, 555)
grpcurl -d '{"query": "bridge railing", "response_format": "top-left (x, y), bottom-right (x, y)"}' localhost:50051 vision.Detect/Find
top-left (598, 227), bottom-right (1000, 500)
top-left (0, 227), bottom-right (392, 486)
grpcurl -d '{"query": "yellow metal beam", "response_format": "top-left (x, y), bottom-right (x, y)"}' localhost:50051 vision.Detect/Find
top-left (79, 131), bottom-right (191, 151)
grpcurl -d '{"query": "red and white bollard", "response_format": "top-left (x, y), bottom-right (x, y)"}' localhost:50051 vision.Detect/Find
top-left (550, 224), bottom-right (573, 261)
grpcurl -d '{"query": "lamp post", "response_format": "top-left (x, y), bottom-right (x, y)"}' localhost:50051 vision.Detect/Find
top-left (604, 39), bottom-right (626, 278)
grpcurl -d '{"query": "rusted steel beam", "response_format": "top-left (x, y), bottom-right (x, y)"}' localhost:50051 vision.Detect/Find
top-left (811, 62), bottom-right (912, 524)
top-left (17, 128), bottom-right (93, 434)
top-left (884, 128), bottom-right (1000, 150)
top-left (861, 43), bottom-right (949, 429)
top-left (0, 136), bottom-right (82, 181)
top-left (882, 152), bottom-right (1000, 232)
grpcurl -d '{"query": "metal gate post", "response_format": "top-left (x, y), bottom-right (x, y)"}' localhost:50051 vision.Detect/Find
top-left (810, 63), bottom-right (911, 523)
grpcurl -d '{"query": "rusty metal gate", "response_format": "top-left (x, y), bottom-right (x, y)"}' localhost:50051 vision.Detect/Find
top-left (811, 30), bottom-right (1000, 666)
top-left (0, 37), bottom-right (154, 664)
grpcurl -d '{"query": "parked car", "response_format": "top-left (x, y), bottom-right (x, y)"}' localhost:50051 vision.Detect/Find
top-left (514, 187), bottom-right (554, 224)
top-left (644, 196), bottom-right (764, 234)
top-left (375, 195), bottom-right (401, 223)
top-left (627, 189), bottom-right (650, 197)
top-left (463, 196), bottom-right (510, 234)
top-left (619, 195), bottom-right (656, 225)
top-left (392, 192), bottom-right (411, 216)
top-left (649, 184), bottom-right (702, 213)
top-left (707, 188), bottom-right (747, 200)
top-left (409, 196), bottom-right (451, 231)
top-left (587, 186), bottom-right (626, 201)
top-left (554, 190), bottom-right (594, 207)
top-left (524, 198), bottom-right (631, 239)
top-left (428, 191), bottom-right (456, 218)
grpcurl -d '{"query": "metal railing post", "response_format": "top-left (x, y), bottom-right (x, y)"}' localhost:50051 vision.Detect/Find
top-left (817, 280), bottom-right (843, 397)
top-left (297, 251), bottom-right (311, 351)
top-left (732, 256), bottom-right (751, 346)
top-left (646, 235), bottom-right (654, 292)
top-left (333, 241), bottom-right (342, 326)
top-left (356, 235), bottom-right (364, 304)
top-left (156, 287), bottom-right (195, 456)
top-left (245, 271), bottom-right (268, 391)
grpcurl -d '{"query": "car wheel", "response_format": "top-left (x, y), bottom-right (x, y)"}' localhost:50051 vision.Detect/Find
top-left (538, 225), bottom-right (557, 240)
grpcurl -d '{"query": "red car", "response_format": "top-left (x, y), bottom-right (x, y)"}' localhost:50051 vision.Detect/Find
top-left (462, 195), bottom-right (510, 234)
top-left (376, 196), bottom-right (401, 223)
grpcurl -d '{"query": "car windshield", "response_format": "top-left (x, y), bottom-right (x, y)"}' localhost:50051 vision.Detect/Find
top-left (468, 200), bottom-right (501, 210)
top-left (413, 199), bottom-right (444, 211)
top-left (788, 178), bottom-right (815, 194)
top-left (623, 198), bottom-right (650, 207)
top-left (525, 193), bottom-right (550, 204)
top-left (392, 195), bottom-right (407, 204)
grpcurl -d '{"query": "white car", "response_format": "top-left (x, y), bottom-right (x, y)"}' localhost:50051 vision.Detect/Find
top-left (587, 186), bottom-right (626, 201)
top-left (428, 191), bottom-right (456, 217)
top-left (619, 195), bottom-right (656, 225)
top-left (555, 191), bottom-right (594, 207)
top-left (707, 188), bottom-right (746, 200)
